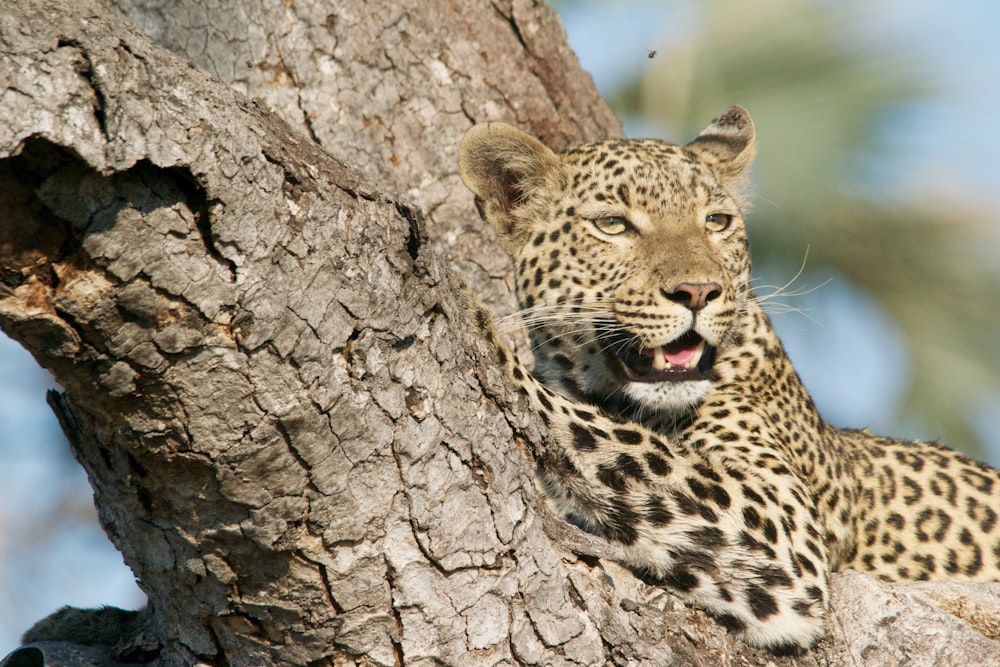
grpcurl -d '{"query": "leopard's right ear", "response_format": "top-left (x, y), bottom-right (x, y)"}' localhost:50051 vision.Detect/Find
top-left (459, 123), bottom-right (561, 244)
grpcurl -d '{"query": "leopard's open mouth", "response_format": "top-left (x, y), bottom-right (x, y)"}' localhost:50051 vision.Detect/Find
top-left (601, 330), bottom-right (716, 383)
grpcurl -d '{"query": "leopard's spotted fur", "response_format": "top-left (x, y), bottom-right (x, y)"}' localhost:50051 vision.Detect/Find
top-left (459, 106), bottom-right (1000, 650)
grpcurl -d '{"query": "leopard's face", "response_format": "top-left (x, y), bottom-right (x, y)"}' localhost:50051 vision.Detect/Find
top-left (460, 108), bottom-right (758, 418)
top-left (510, 143), bottom-right (752, 415)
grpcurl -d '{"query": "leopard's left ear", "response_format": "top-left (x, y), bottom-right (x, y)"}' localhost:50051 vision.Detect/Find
top-left (685, 106), bottom-right (757, 186)
top-left (459, 122), bottom-right (559, 212)
top-left (459, 122), bottom-right (561, 248)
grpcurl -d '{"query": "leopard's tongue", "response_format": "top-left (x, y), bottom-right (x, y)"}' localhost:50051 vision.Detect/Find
top-left (641, 337), bottom-right (705, 371)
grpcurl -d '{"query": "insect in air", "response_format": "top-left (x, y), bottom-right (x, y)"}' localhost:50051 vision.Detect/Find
top-left (647, 50), bottom-right (657, 59)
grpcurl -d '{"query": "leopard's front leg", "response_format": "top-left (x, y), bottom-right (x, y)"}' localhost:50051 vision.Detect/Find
top-left (470, 303), bottom-right (829, 651)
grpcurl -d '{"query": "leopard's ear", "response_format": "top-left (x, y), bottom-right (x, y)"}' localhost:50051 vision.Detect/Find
top-left (685, 106), bottom-right (757, 187)
top-left (459, 122), bottom-right (561, 244)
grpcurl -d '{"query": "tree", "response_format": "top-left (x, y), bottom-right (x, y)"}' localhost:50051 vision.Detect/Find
top-left (2, 0), bottom-right (999, 665)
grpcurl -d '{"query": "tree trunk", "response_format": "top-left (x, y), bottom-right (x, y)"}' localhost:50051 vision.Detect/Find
top-left (2, 1), bottom-right (999, 665)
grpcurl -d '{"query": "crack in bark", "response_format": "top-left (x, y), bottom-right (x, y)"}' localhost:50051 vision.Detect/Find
top-left (317, 561), bottom-right (346, 616)
top-left (57, 38), bottom-right (110, 142)
top-left (380, 552), bottom-right (407, 667)
top-left (203, 621), bottom-right (230, 667)
top-left (394, 201), bottom-right (425, 266)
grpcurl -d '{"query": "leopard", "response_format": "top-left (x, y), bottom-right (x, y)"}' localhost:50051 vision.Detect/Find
top-left (458, 105), bottom-right (1000, 651)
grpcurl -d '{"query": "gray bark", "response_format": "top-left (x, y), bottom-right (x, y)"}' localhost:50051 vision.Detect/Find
top-left (109, 0), bottom-right (622, 332)
top-left (1, 0), bottom-right (999, 665)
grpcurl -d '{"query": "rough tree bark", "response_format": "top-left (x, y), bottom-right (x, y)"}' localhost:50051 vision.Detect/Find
top-left (2, 1), bottom-right (999, 666)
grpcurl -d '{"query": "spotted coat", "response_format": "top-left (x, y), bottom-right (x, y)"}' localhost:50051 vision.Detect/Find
top-left (459, 106), bottom-right (1000, 651)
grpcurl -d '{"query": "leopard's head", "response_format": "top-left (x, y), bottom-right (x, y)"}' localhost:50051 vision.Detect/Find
top-left (460, 107), bottom-right (757, 421)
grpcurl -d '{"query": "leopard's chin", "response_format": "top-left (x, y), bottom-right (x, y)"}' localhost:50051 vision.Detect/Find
top-left (621, 378), bottom-right (714, 419)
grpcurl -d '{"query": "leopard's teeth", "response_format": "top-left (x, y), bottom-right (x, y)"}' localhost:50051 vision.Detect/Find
top-left (643, 339), bottom-right (707, 372)
top-left (651, 347), bottom-right (667, 371)
top-left (685, 340), bottom-right (707, 369)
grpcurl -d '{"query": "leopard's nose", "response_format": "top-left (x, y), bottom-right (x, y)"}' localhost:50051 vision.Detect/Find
top-left (663, 282), bottom-right (722, 311)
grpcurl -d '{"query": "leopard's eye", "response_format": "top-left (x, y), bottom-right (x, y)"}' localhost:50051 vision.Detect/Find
top-left (592, 216), bottom-right (631, 236)
top-left (705, 213), bottom-right (733, 232)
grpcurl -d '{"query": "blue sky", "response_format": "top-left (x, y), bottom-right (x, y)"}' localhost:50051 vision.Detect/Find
top-left (2, 0), bottom-right (999, 651)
